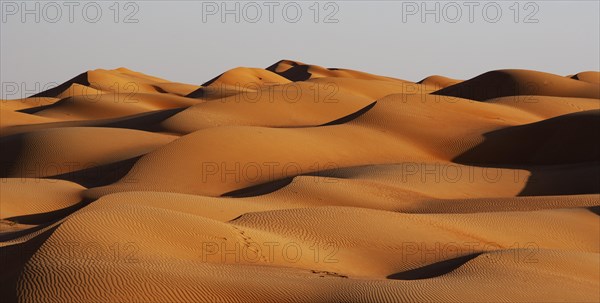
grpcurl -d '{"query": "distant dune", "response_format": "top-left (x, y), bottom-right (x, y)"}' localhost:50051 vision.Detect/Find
top-left (1, 60), bottom-right (599, 302)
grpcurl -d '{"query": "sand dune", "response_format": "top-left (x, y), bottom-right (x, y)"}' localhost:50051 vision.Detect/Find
top-left (161, 81), bottom-right (377, 133)
top-left (1, 61), bottom-right (599, 302)
top-left (434, 69), bottom-right (600, 101)
top-left (202, 67), bottom-right (292, 87)
top-left (571, 71), bottom-right (600, 84)
top-left (454, 110), bottom-right (599, 166)
top-left (417, 75), bottom-right (462, 90)
top-left (26, 93), bottom-right (200, 121)
top-left (1, 127), bottom-right (177, 179)
top-left (0, 97), bottom-right (60, 111)
top-left (31, 68), bottom-right (199, 98)
top-left (487, 95), bottom-right (600, 119)
top-left (268, 60), bottom-right (408, 83)
top-left (0, 179), bottom-right (85, 222)
top-left (0, 109), bottom-right (58, 134)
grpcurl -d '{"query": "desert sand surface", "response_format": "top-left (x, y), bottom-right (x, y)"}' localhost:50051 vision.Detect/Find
top-left (1, 60), bottom-right (599, 302)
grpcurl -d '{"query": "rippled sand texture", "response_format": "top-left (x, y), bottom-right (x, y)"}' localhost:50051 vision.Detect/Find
top-left (1, 61), bottom-right (599, 302)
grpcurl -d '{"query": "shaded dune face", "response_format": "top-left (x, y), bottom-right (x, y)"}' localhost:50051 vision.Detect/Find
top-left (454, 110), bottom-right (600, 166)
top-left (1, 61), bottom-right (599, 303)
top-left (571, 71), bottom-right (600, 84)
top-left (433, 69), bottom-right (600, 101)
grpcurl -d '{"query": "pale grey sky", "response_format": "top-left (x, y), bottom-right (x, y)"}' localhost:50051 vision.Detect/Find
top-left (1, 0), bottom-right (599, 97)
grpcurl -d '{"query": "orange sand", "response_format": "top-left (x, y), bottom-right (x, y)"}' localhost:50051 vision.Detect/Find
top-left (1, 60), bottom-right (599, 302)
